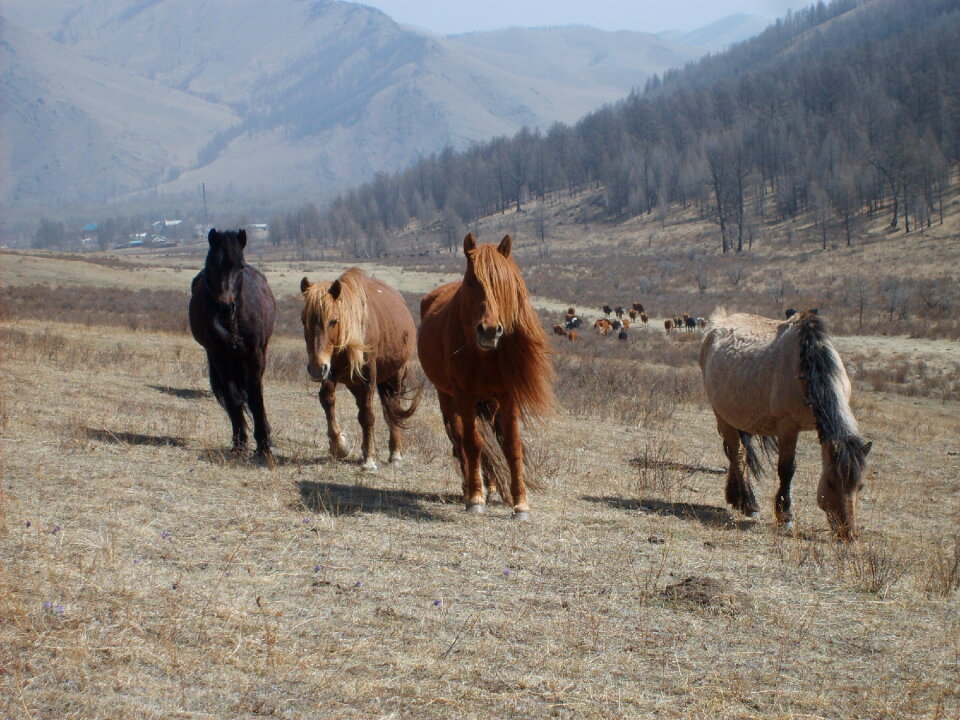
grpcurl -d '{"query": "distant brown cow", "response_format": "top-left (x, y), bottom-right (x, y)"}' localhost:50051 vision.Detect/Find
top-left (664, 318), bottom-right (675, 333)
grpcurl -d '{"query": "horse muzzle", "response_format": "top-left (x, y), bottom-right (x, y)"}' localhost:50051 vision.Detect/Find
top-left (307, 362), bottom-right (331, 382)
top-left (475, 323), bottom-right (504, 351)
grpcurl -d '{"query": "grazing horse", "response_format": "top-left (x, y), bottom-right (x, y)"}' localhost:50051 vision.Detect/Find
top-left (567, 330), bottom-right (578, 342)
top-left (696, 317), bottom-right (707, 330)
top-left (189, 228), bottom-right (276, 467)
top-left (602, 304), bottom-right (613, 316)
top-left (301, 268), bottom-right (420, 471)
top-left (418, 234), bottom-right (554, 518)
top-left (594, 318), bottom-right (613, 336)
top-left (617, 329), bottom-right (628, 340)
top-left (615, 306), bottom-right (625, 319)
top-left (640, 312), bottom-right (649, 326)
top-left (684, 314), bottom-right (697, 332)
top-left (699, 311), bottom-right (871, 540)
top-left (628, 308), bottom-right (638, 321)
top-left (553, 324), bottom-right (567, 336)
top-left (664, 318), bottom-right (675, 333)
top-left (632, 303), bottom-right (645, 313)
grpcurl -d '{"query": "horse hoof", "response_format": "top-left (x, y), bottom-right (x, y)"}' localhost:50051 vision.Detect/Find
top-left (361, 460), bottom-right (378, 473)
top-left (257, 450), bottom-right (276, 470)
top-left (388, 453), bottom-right (403, 465)
top-left (465, 503), bottom-right (486, 514)
top-left (745, 511), bottom-right (760, 520)
top-left (512, 511), bottom-right (531, 522)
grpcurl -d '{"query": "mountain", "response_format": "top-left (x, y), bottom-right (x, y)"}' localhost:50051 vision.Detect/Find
top-left (0, 15), bottom-right (239, 207)
top-left (0, 0), bottom-right (766, 210)
top-left (656, 13), bottom-right (772, 53)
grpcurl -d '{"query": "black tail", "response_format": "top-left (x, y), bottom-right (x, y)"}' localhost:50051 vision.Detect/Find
top-left (739, 431), bottom-right (778, 478)
top-left (377, 367), bottom-right (422, 430)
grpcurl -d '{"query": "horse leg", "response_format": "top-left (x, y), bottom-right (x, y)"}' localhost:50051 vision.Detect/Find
top-left (774, 430), bottom-right (799, 529)
top-left (377, 378), bottom-right (403, 464)
top-left (349, 381), bottom-right (378, 472)
top-left (456, 398), bottom-right (485, 513)
top-left (716, 416), bottom-right (759, 517)
top-left (318, 380), bottom-right (349, 460)
top-left (246, 353), bottom-right (274, 468)
top-left (209, 354), bottom-right (248, 456)
top-left (437, 392), bottom-right (465, 477)
top-left (497, 400), bottom-right (529, 520)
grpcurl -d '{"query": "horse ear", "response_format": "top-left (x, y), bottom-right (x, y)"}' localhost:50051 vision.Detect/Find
top-left (329, 279), bottom-right (342, 300)
top-left (238, 229), bottom-right (247, 248)
top-left (463, 233), bottom-right (477, 256)
top-left (498, 234), bottom-right (512, 257)
top-left (300, 277), bottom-right (312, 294)
top-left (207, 228), bottom-right (217, 244)
top-left (862, 441), bottom-right (873, 457)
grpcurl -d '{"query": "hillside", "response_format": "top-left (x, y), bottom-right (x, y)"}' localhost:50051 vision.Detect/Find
top-left (0, 0), bottom-right (736, 211)
top-left (0, 16), bottom-right (239, 207)
top-left (1, 237), bottom-right (958, 717)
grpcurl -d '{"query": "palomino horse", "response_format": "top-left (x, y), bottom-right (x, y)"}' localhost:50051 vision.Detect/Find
top-left (699, 310), bottom-right (872, 540)
top-left (301, 268), bottom-right (420, 471)
top-left (189, 228), bottom-right (277, 466)
top-left (418, 234), bottom-right (554, 518)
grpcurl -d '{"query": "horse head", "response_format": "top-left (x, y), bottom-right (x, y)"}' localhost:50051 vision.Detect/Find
top-left (301, 270), bottom-right (368, 383)
top-left (817, 437), bottom-right (872, 541)
top-left (205, 228), bottom-right (247, 313)
top-left (461, 233), bottom-right (516, 351)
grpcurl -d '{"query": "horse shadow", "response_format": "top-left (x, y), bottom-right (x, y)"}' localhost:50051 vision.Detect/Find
top-left (582, 495), bottom-right (756, 530)
top-left (296, 480), bottom-right (458, 522)
top-left (148, 384), bottom-right (211, 400)
top-left (84, 427), bottom-right (188, 448)
top-left (628, 457), bottom-right (725, 476)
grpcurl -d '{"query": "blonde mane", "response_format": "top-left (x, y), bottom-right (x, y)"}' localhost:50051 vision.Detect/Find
top-left (302, 267), bottom-right (370, 381)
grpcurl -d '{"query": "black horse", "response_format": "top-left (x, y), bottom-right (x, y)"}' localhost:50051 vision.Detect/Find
top-left (189, 229), bottom-right (277, 467)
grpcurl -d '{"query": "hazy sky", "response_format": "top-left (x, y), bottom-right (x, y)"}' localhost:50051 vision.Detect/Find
top-left (357, 0), bottom-right (801, 35)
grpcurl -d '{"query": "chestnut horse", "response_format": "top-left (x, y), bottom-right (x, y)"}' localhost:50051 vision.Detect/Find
top-left (699, 310), bottom-right (872, 540)
top-left (189, 228), bottom-right (276, 466)
top-left (301, 268), bottom-right (420, 471)
top-left (418, 234), bottom-right (554, 518)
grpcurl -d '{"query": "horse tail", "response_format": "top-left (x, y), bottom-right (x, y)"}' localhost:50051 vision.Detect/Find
top-left (739, 431), bottom-right (778, 478)
top-left (377, 367), bottom-right (423, 430)
top-left (207, 355), bottom-right (248, 411)
top-left (475, 401), bottom-right (542, 504)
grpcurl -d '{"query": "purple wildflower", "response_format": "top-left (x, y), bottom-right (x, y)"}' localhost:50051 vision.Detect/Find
top-left (433, 599), bottom-right (442, 607)
top-left (42, 601), bottom-right (52, 610)
top-left (25, 521), bottom-right (31, 528)
top-left (354, 581), bottom-right (362, 588)
top-left (52, 525), bottom-right (61, 534)
top-left (313, 565), bottom-right (323, 573)
top-left (161, 531), bottom-right (170, 539)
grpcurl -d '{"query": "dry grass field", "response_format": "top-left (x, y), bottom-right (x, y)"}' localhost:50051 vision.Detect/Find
top-left (2, 211), bottom-right (959, 719)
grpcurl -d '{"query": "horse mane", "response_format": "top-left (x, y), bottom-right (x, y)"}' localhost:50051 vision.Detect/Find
top-left (797, 312), bottom-right (868, 487)
top-left (468, 244), bottom-right (555, 418)
top-left (302, 267), bottom-right (370, 381)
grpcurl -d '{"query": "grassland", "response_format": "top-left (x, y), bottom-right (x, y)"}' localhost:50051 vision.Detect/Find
top-left (1, 197), bottom-right (959, 718)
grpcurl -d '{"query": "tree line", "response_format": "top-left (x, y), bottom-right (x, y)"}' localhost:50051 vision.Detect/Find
top-left (282, 0), bottom-right (959, 255)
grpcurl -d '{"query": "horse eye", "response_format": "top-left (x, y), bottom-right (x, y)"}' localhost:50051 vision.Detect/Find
top-left (329, 319), bottom-right (338, 327)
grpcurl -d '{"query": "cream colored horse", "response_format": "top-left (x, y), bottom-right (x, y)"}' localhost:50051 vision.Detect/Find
top-left (699, 310), bottom-right (871, 540)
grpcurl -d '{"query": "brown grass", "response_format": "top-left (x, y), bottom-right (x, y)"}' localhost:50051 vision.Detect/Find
top-left (2, 229), bottom-right (959, 718)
